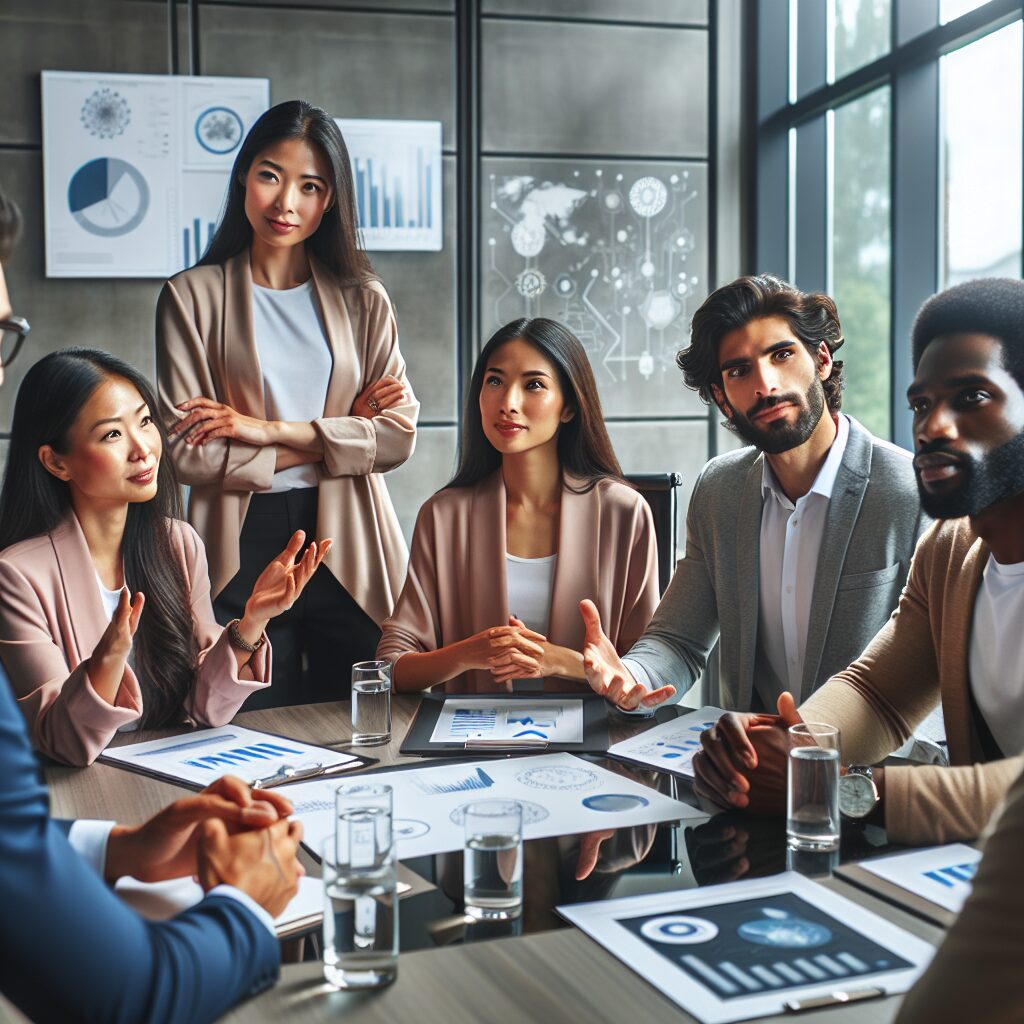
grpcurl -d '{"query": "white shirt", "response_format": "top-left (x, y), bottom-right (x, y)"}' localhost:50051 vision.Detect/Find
top-left (506, 553), bottom-right (557, 636)
top-left (251, 280), bottom-right (332, 492)
top-left (67, 820), bottom-right (276, 937)
top-left (755, 413), bottom-right (850, 705)
top-left (623, 414), bottom-right (850, 709)
top-left (970, 553), bottom-right (1024, 756)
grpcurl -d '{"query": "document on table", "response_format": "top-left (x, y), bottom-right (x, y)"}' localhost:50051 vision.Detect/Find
top-left (859, 844), bottom-right (981, 915)
top-left (428, 698), bottom-right (584, 744)
top-left (287, 751), bottom-right (705, 859)
top-left (101, 725), bottom-right (367, 788)
top-left (607, 706), bottom-right (726, 778)
top-left (558, 873), bottom-right (935, 1024)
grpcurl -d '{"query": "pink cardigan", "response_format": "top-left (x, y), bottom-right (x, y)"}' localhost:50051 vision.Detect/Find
top-left (377, 472), bottom-right (660, 692)
top-left (0, 512), bottom-right (271, 766)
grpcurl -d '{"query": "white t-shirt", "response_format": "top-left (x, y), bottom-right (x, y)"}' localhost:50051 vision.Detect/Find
top-left (970, 553), bottom-right (1024, 756)
top-left (506, 553), bottom-right (557, 637)
top-left (94, 573), bottom-right (139, 733)
top-left (251, 279), bottom-right (333, 492)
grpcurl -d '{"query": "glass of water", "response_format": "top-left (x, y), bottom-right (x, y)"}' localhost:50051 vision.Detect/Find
top-left (463, 799), bottom-right (523, 920)
top-left (351, 660), bottom-right (391, 746)
top-left (787, 722), bottom-right (841, 852)
top-left (321, 836), bottom-right (398, 990)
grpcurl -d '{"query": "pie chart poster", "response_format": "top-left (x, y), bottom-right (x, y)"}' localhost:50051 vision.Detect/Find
top-left (42, 71), bottom-right (268, 278)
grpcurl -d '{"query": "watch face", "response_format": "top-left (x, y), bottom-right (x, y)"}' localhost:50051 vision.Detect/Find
top-left (839, 773), bottom-right (876, 818)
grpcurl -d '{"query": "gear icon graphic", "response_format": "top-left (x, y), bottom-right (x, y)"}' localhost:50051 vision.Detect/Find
top-left (80, 89), bottom-right (131, 140)
top-left (629, 176), bottom-right (668, 218)
top-left (515, 268), bottom-right (547, 299)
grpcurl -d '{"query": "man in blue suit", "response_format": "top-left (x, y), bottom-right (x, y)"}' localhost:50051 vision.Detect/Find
top-left (0, 656), bottom-right (303, 1022)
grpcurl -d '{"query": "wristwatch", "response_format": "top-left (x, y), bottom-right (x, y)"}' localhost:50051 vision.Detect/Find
top-left (838, 765), bottom-right (879, 820)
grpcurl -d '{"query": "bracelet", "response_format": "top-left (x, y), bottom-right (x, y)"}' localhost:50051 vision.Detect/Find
top-left (227, 618), bottom-right (266, 653)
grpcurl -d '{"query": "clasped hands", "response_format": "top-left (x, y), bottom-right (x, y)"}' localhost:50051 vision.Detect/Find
top-left (105, 775), bottom-right (304, 919)
top-left (460, 617), bottom-right (576, 687)
top-left (168, 375), bottom-right (407, 447)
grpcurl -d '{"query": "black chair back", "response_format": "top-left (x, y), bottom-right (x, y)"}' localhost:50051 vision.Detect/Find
top-left (625, 472), bottom-right (682, 595)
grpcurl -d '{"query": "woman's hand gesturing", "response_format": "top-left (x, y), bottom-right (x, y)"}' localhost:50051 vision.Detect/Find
top-left (87, 588), bottom-right (145, 705)
top-left (171, 397), bottom-right (276, 447)
top-left (244, 530), bottom-right (332, 623)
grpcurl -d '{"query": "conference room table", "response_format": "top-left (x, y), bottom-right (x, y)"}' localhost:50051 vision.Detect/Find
top-left (45, 695), bottom-right (947, 1024)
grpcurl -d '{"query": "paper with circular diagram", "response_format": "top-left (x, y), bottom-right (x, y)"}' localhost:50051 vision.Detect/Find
top-left (558, 872), bottom-right (935, 1023)
top-left (42, 70), bottom-right (268, 278)
top-left (287, 752), bottom-right (705, 860)
top-left (606, 705), bottom-right (727, 778)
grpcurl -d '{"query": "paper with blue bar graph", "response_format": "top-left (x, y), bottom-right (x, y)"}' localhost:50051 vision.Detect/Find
top-left (859, 843), bottom-right (981, 915)
top-left (101, 725), bottom-right (365, 789)
top-left (287, 752), bottom-right (704, 860)
top-left (335, 118), bottom-right (442, 251)
top-left (606, 706), bottom-right (727, 778)
top-left (428, 698), bottom-right (584, 744)
top-left (559, 872), bottom-right (934, 1023)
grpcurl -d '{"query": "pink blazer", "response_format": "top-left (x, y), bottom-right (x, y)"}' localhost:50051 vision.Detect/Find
top-left (377, 472), bottom-right (660, 692)
top-left (0, 512), bottom-right (271, 766)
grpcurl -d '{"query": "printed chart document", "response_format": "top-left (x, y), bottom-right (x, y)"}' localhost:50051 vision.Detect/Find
top-left (559, 873), bottom-right (934, 1024)
top-left (607, 706), bottom-right (726, 778)
top-left (429, 698), bottom-right (584, 744)
top-left (288, 752), bottom-right (705, 859)
top-left (859, 844), bottom-right (981, 915)
top-left (101, 725), bottom-right (367, 789)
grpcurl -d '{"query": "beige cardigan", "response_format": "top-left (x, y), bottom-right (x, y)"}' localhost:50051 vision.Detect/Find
top-left (802, 517), bottom-right (1023, 845)
top-left (0, 512), bottom-right (270, 766)
top-left (377, 472), bottom-right (660, 692)
top-left (156, 251), bottom-right (418, 625)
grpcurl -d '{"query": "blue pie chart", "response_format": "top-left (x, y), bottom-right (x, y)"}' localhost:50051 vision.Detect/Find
top-left (68, 158), bottom-right (149, 237)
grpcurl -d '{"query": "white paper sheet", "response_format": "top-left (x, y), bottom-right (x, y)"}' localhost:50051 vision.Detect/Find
top-left (287, 752), bottom-right (704, 859)
top-left (428, 698), bottom-right (584, 744)
top-left (559, 872), bottom-right (935, 1024)
top-left (42, 71), bottom-right (268, 278)
top-left (116, 875), bottom-right (323, 936)
top-left (102, 725), bottom-right (363, 788)
top-left (607, 706), bottom-right (726, 778)
top-left (860, 843), bottom-right (981, 914)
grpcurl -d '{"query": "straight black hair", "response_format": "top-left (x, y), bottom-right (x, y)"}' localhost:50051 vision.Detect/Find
top-left (0, 349), bottom-right (198, 729)
top-left (198, 99), bottom-right (374, 285)
top-left (447, 318), bottom-right (624, 492)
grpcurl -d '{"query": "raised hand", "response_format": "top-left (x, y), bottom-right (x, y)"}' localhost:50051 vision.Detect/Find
top-left (351, 375), bottom-right (407, 419)
top-left (244, 530), bottom-right (332, 624)
top-left (170, 396), bottom-right (276, 447)
top-left (87, 588), bottom-right (145, 704)
top-left (197, 817), bottom-right (304, 919)
top-left (579, 599), bottom-right (675, 710)
top-left (104, 775), bottom-right (294, 884)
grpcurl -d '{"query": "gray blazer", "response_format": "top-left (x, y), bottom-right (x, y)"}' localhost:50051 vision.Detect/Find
top-left (627, 417), bottom-right (929, 710)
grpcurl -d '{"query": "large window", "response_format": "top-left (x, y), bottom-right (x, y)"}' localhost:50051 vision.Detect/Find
top-left (757, 0), bottom-right (1024, 449)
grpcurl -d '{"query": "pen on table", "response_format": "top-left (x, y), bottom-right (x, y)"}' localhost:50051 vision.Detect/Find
top-left (251, 761), bottom-right (325, 789)
top-left (784, 986), bottom-right (886, 1012)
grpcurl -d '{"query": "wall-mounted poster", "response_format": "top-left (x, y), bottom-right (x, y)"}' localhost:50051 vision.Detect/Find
top-left (335, 118), bottom-right (443, 252)
top-left (42, 70), bottom-right (269, 278)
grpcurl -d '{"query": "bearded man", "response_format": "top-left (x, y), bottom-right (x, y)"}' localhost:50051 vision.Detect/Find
top-left (579, 273), bottom-right (926, 714)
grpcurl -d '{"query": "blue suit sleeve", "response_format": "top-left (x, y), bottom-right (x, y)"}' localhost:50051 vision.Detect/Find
top-left (0, 666), bottom-right (280, 1023)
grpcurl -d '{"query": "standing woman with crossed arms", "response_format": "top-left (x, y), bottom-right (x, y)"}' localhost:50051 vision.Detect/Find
top-left (157, 100), bottom-right (418, 708)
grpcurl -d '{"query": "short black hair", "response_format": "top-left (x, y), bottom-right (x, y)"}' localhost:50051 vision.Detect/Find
top-left (678, 273), bottom-right (845, 415)
top-left (911, 277), bottom-right (1024, 388)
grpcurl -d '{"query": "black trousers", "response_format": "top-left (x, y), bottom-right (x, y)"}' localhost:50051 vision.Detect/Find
top-left (214, 488), bottom-right (381, 709)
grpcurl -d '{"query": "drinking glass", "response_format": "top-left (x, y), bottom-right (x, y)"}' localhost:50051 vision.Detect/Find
top-left (334, 782), bottom-right (393, 872)
top-left (462, 799), bottom-right (523, 920)
top-left (787, 722), bottom-right (841, 852)
top-left (351, 660), bottom-right (391, 746)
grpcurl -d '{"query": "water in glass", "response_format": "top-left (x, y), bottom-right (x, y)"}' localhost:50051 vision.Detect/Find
top-left (323, 870), bottom-right (398, 989)
top-left (787, 745), bottom-right (840, 851)
top-left (464, 832), bottom-right (523, 919)
top-left (351, 666), bottom-right (391, 746)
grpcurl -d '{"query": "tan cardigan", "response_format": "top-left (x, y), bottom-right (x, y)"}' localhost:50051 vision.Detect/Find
top-left (0, 512), bottom-right (270, 766)
top-left (801, 517), bottom-right (1023, 845)
top-left (377, 472), bottom-right (660, 692)
top-left (156, 251), bottom-right (418, 625)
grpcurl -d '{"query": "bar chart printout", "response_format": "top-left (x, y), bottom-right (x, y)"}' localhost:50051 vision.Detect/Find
top-left (335, 118), bottom-right (442, 251)
top-left (100, 725), bottom-right (363, 787)
top-left (860, 843), bottom-right (983, 914)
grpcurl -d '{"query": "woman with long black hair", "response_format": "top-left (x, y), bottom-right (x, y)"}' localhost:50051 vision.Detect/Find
top-left (157, 99), bottom-right (418, 708)
top-left (377, 317), bottom-right (665, 694)
top-left (0, 348), bottom-right (329, 765)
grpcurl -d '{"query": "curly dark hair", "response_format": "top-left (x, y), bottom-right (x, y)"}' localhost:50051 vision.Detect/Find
top-left (677, 274), bottom-right (845, 415)
top-left (911, 277), bottom-right (1024, 388)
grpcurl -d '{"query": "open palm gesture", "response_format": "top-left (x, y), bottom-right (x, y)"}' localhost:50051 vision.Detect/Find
top-left (245, 530), bottom-right (331, 622)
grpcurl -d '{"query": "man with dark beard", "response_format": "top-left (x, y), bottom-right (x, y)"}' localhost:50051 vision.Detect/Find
top-left (578, 274), bottom-right (926, 714)
top-left (693, 277), bottom-right (1024, 846)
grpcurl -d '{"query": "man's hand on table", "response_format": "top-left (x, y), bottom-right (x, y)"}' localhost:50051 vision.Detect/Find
top-left (691, 693), bottom-right (803, 814)
top-left (103, 775), bottom-right (294, 884)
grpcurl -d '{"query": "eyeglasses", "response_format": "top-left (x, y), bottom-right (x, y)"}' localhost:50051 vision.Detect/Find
top-left (0, 315), bottom-right (30, 370)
